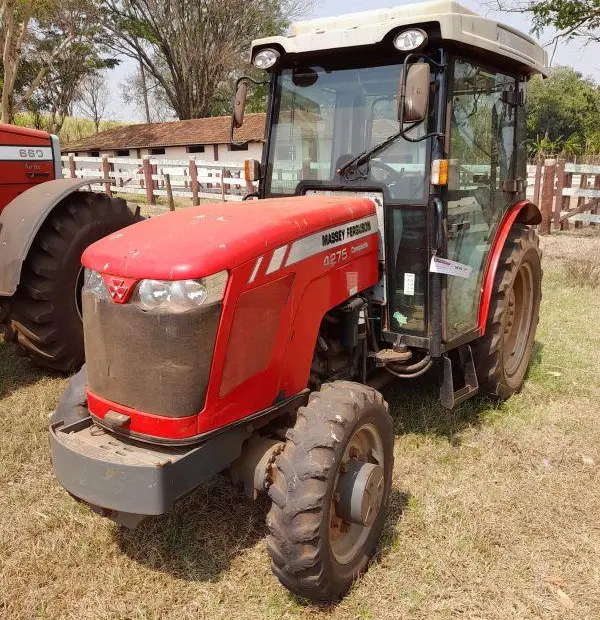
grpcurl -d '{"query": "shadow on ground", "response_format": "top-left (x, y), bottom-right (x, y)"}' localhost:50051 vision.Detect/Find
top-left (382, 340), bottom-right (544, 443)
top-left (114, 341), bottom-right (544, 591)
top-left (0, 338), bottom-right (50, 398)
top-left (115, 476), bottom-right (270, 583)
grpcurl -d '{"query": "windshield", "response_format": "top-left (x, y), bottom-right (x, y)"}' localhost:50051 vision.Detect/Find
top-left (266, 64), bottom-right (428, 201)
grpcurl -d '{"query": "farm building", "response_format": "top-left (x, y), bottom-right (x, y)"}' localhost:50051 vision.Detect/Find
top-left (62, 113), bottom-right (265, 164)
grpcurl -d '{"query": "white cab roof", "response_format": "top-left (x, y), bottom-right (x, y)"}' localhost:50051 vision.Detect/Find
top-left (252, 0), bottom-right (547, 76)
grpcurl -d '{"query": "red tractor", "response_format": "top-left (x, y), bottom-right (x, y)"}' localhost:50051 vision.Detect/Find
top-left (50, 1), bottom-right (547, 603)
top-left (0, 123), bottom-right (137, 371)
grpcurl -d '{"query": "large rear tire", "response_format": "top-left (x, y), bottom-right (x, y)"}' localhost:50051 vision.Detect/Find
top-left (266, 381), bottom-right (394, 603)
top-left (472, 224), bottom-right (542, 399)
top-left (6, 192), bottom-right (138, 372)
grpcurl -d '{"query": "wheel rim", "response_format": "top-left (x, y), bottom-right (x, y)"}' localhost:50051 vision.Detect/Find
top-left (329, 423), bottom-right (386, 565)
top-left (503, 261), bottom-right (534, 377)
top-left (74, 266), bottom-right (84, 322)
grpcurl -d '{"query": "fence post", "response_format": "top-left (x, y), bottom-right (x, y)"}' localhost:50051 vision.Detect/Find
top-left (592, 174), bottom-right (600, 228)
top-left (553, 159), bottom-right (566, 229)
top-left (151, 161), bottom-right (159, 191)
top-left (68, 153), bottom-right (76, 179)
top-left (539, 158), bottom-right (556, 234)
top-left (142, 156), bottom-right (155, 205)
top-left (165, 174), bottom-right (175, 211)
top-left (222, 168), bottom-right (230, 202)
top-left (575, 173), bottom-right (587, 229)
top-left (560, 170), bottom-right (573, 231)
top-left (533, 160), bottom-right (542, 207)
top-left (101, 155), bottom-right (112, 197)
top-left (189, 157), bottom-right (199, 206)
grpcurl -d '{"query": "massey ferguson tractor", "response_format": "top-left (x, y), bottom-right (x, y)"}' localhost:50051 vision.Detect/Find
top-left (0, 123), bottom-right (137, 371)
top-left (50, 1), bottom-right (547, 603)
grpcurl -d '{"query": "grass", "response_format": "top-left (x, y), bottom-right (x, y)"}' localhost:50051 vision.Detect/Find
top-left (1, 230), bottom-right (600, 619)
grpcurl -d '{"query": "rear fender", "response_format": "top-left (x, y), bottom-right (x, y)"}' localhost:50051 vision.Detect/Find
top-left (0, 178), bottom-right (95, 296)
top-left (478, 200), bottom-right (542, 335)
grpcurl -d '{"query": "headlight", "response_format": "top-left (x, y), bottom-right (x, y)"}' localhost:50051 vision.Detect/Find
top-left (253, 48), bottom-right (280, 69)
top-left (393, 28), bottom-right (427, 51)
top-left (133, 271), bottom-right (228, 313)
top-left (84, 268), bottom-right (109, 300)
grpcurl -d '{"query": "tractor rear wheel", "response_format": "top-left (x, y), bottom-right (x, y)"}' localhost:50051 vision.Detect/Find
top-left (266, 381), bottom-right (394, 603)
top-left (7, 192), bottom-right (138, 372)
top-left (472, 224), bottom-right (542, 399)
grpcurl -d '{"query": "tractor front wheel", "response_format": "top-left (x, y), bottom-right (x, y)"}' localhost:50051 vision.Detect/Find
top-left (7, 192), bottom-right (138, 372)
top-left (473, 224), bottom-right (542, 399)
top-left (266, 381), bottom-right (394, 603)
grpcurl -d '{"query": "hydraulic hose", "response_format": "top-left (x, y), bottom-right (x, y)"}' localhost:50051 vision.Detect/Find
top-left (384, 354), bottom-right (433, 379)
top-left (384, 358), bottom-right (434, 379)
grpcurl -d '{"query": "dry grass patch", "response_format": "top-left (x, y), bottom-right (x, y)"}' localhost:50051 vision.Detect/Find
top-left (564, 259), bottom-right (600, 289)
top-left (1, 229), bottom-right (600, 619)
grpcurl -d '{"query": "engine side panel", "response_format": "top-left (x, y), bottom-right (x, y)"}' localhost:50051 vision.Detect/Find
top-left (86, 212), bottom-right (380, 439)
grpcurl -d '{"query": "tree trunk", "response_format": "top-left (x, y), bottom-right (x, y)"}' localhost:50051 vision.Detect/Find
top-left (138, 56), bottom-right (151, 123)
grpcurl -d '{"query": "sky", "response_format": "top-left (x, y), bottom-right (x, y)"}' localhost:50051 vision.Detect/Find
top-left (106, 0), bottom-right (600, 122)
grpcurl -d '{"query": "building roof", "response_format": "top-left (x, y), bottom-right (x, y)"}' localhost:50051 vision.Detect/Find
top-left (253, 0), bottom-right (547, 76)
top-left (62, 113), bottom-right (266, 153)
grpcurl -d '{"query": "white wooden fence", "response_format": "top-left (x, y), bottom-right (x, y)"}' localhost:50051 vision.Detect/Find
top-left (526, 160), bottom-right (600, 232)
top-left (62, 154), bottom-right (257, 205)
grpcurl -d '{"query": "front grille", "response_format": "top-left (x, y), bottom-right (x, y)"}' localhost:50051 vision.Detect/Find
top-left (82, 290), bottom-right (221, 417)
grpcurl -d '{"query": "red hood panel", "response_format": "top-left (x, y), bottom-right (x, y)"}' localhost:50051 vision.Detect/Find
top-left (82, 196), bottom-right (376, 279)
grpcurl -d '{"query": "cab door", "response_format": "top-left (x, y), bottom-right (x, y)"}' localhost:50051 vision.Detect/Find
top-left (444, 58), bottom-right (518, 341)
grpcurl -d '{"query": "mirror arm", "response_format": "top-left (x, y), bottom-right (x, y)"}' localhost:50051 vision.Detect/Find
top-left (399, 53), bottom-right (446, 144)
top-left (230, 76), bottom-right (269, 146)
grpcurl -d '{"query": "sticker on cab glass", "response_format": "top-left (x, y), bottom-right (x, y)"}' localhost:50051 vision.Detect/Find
top-left (403, 273), bottom-right (415, 296)
top-left (429, 256), bottom-right (473, 279)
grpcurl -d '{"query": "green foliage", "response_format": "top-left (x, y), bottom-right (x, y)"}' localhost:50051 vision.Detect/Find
top-left (526, 0), bottom-right (600, 41)
top-left (526, 66), bottom-right (600, 158)
top-left (13, 111), bottom-right (126, 144)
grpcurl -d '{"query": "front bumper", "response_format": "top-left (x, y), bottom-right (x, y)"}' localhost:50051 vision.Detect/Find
top-left (50, 370), bottom-right (248, 526)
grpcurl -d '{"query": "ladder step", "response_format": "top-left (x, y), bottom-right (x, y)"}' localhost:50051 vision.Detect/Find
top-left (440, 345), bottom-right (479, 409)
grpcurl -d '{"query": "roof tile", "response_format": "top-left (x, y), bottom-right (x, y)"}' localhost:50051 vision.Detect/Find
top-left (62, 113), bottom-right (266, 152)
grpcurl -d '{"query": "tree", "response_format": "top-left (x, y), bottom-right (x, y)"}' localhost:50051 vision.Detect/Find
top-left (103, 0), bottom-right (312, 120)
top-left (120, 57), bottom-right (176, 123)
top-left (77, 71), bottom-right (110, 132)
top-left (0, 0), bottom-right (118, 124)
top-left (491, 0), bottom-right (600, 44)
top-left (525, 67), bottom-right (600, 154)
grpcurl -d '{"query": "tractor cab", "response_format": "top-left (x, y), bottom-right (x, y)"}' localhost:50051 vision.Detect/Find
top-left (234, 0), bottom-right (546, 365)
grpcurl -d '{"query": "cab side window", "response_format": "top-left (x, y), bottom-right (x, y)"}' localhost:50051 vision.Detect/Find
top-left (445, 59), bottom-right (517, 340)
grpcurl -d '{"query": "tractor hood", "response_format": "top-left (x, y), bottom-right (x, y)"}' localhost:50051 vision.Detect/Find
top-left (82, 195), bottom-right (376, 280)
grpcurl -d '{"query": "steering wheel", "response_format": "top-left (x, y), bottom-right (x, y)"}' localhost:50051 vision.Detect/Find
top-left (368, 160), bottom-right (399, 183)
top-left (369, 160), bottom-right (422, 199)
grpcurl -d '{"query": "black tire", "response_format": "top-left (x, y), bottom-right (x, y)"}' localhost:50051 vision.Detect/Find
top-left (472, 224), bottom-right (542, 399)
top-left (7, 192), bottom-right (138, 372)
top-left (266, 381), bottom-right (394, 603)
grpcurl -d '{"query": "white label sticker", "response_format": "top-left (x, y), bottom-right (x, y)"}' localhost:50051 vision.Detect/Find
top-left (403, 272), bottom-right (415, 296)
top-left (429, 256), bottom-right (473, 279)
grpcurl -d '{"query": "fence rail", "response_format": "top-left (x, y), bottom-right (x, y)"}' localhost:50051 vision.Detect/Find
top-left (62, 153), bottom-right (256, 205)
top-left (64, 154), bottom-right (600, 230)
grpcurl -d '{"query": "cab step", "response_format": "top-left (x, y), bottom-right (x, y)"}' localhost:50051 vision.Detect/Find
top-left (440, 345), bottom-right (479, 409)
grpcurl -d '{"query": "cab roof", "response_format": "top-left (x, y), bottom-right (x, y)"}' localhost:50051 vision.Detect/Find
top-left (252, 0), bottom-right (547, 76)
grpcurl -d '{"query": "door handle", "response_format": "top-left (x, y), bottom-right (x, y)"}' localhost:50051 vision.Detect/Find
top-left (447, 221), bottom-right (470, 238)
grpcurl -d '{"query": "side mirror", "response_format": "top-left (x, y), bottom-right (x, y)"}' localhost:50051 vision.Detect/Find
top-left (233, 80), bottom-right (248, 129)
top-left (398, 63), bottom-right (430, 123)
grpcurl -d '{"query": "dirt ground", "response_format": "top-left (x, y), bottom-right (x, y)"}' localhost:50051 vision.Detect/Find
top-left (1, 229), bottom-right (599, 620)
